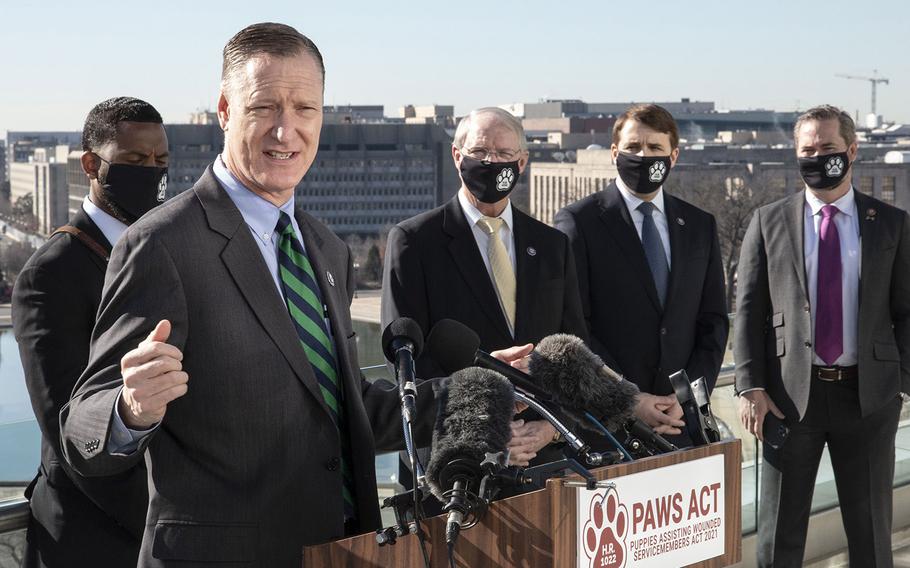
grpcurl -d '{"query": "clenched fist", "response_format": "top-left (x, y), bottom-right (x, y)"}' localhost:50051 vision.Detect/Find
top-left (118, 320), bottom-right (188, 429)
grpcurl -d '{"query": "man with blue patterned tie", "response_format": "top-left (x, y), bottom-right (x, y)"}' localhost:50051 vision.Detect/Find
top-left (555, 104), bottom-right (729, 447)
top-left (58, 23), bottom-right (463, 567)
top-left (735, 105), bottom-right (910, 567)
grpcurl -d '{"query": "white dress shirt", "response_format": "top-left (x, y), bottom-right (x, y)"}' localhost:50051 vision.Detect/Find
top-left (457, 190), bottom-right (517, 275)
top-left (615, 177), bottom-right (672, 268)
top-left (804, 188), bottom-right (861, 366)
top-left (82, 195), bottom-right (127, 246)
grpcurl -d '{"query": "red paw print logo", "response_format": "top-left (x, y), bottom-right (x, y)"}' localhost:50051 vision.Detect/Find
top-left (583, 486), bottom-right (629, 568)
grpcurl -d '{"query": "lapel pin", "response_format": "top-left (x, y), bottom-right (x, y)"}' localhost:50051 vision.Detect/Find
top-left (526, 246), bottom-right (537, 257)
top-left (866, 208), bottom-right (877, 221)
top-left (677, 217), bottom-right (685, 226)
top-left (326, 271), bottom-right (336, 287)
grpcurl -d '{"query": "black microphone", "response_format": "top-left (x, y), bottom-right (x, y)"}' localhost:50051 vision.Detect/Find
top-left (382, 317), bottom-right (424, 424)
top-left (530, 334), bottom-right (677, 454)
top-left (668, 370), bottom-right (720, 446)
top-left (425, 367), bottom-right (514, 546)
top-left (625, 416), bottom-right (679, 454)
top-left (528, 334), bottom-right (640, 431)
top-left (424, 319), bottom-right (554, 403)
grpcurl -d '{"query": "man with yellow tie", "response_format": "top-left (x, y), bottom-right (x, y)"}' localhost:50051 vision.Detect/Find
top-left (382, 107), bottom-right (588, 499)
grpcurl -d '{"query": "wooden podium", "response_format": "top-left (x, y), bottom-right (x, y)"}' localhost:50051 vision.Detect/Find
top-left (302, 439), bottom-right (741, 567)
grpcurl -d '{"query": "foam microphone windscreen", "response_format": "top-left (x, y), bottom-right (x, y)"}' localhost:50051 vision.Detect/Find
top-left (381, 316), bottom-right (425, 362)
top-left (529, 333), bottom-right (640, 431)
top-left (424, 319), bottom-right (482, 374)
top-left (425, 366), bottom-right (515, 501)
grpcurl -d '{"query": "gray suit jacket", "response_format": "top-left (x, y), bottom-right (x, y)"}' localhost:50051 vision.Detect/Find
top-left (734, 189), bottom-right (910, 420)
top-left (60, 167), bottom-right (438, 567)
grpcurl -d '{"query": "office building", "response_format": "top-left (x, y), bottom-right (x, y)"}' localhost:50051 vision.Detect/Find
top-left (5, 131), bottom-right (81, 182)
top-left (297, 123), bottom-right (460, 236)
top-left (10, 146), bottom-right (70, 235)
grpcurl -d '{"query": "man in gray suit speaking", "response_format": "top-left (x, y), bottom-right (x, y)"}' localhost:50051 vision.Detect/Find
top-left (58, 23), bottom-right (469, 567)
top-left (735, 105), bottom-right (910, 567)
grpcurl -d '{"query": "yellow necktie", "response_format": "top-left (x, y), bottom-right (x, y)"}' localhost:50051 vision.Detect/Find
top-left (477, 216), bottom-right (516, 332)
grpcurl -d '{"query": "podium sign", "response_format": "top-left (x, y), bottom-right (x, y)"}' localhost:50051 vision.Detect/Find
top-left (302, 440), bottom-right (741, 567)
top-left (575, 454), bottom-right (726, 568)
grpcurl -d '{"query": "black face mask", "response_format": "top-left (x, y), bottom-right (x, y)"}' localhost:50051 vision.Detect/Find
top-left (797, 151), bottom-right (851, 190)
top-left (616, 152), bottom-right (672, 195)
top-left (97, 158), bottom-right (168, 224)
top-left (458, 155), bottom-right (520, 203)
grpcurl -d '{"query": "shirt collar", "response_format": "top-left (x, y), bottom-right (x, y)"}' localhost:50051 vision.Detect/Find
top-left (81, 195), bottom-right (127, 246)
top-left (213, 155), bottom-right (296, 240)
top-left (804, 186), bottom-right (855, 217)
top-left (457, 189), bottom-right (514, 232)
top-left (616, 176), bottom-right (666, 216)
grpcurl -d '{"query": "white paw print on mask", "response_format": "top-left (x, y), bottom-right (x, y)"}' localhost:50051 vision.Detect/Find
top-left (648, 161), bottom-right (666, 183)
top-left (496, 168), bottom-right (515, 191)
top-left (825, 156), bottom-right (845, 177)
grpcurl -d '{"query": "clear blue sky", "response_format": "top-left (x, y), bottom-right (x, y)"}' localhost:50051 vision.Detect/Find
top-left (1, 0), bottom-right (907, 135)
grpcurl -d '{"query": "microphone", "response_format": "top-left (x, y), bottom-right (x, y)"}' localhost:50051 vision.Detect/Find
top-left (424, 319), bottom-right (554, 403)
top-left (528, 334), bottom-right (640, 431)
top-left (668, 370), bottom-right (720, 446)
top-left (625, 417), bottom-right (679, 454)
top-left (530, 334), bottom-right (677, 455)
top-left (425, 366), bottom-right (515, 546)
top-left (382, 317), bottom-right (424, 424)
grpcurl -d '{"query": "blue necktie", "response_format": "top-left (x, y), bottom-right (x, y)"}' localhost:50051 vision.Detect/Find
top-left (638, 201), bottom-right (669, 307)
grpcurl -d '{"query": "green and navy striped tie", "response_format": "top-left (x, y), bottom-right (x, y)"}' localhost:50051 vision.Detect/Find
top-left (275, 211), bottom-right (356, 519)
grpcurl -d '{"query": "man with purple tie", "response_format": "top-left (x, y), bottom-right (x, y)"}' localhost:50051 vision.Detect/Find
top-left (734, 105), bottom-right (910, 567)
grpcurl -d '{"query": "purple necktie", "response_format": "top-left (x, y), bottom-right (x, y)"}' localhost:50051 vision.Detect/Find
top-left (815, 204), bottom-right (843, 365)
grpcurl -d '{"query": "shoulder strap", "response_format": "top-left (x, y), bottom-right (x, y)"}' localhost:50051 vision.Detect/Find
top-left (52, 225), bottom-right (110, 262)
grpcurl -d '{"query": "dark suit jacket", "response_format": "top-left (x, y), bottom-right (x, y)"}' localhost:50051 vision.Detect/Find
top-left (382, 195), bottom-right (588, 379)
top-left (554, 182), bottom-right (729, 397)
top-left (734, 190), bottom-right (910, 420)
top-left (12, 209), bottom-right (147, 567)
top-left (59, 168), bottom-right (438, 567)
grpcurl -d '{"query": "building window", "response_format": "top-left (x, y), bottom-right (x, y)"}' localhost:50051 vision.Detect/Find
top-left (859, 176), bottom-right (873, 195)
top-left (881, 176), bottom-right (896, 204)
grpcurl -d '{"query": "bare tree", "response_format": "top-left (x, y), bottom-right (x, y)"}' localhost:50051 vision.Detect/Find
top-left (0, 239), bottom-right (38, 285)
top-left (669, 167), bottom-right (791, 311)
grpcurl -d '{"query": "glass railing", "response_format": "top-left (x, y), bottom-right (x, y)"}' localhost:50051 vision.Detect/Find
top-left (3, 318), bottom-right (910, 552)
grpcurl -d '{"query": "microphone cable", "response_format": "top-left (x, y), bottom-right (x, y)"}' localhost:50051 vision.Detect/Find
top-left (406, 418), bottom-right (432, 568)
top-left (584, 411), bottom-right (634, 462)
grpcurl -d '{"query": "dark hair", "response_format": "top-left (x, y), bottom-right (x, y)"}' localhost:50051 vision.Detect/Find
top-left (222, 22), bottom-right (325, 86)
top-left (612, 104), bottom-right (680, 150)
top-left (793, 104), bottom-right (856, 146)
top-left (81, 97), bottom-right (163, 152)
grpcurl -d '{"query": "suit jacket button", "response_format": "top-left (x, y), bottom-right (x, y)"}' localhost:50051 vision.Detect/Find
top-left (326, 457), bottom-right (340, 471)
top-left (660, 327), bottom-right (668, 335)
top-left (804, 341), bottom-right (812, 348)
top-left (803, 305), bottom-right (810, 312)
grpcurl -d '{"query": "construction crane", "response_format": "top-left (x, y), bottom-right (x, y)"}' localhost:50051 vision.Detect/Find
top-left (835, 70), bottom-right (890, 115)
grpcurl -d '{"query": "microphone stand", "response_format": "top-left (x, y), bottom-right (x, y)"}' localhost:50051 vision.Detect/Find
top-left (376, 346), bottom-right (431, 568)
top-left (512, 391), bottom-right (622, 488)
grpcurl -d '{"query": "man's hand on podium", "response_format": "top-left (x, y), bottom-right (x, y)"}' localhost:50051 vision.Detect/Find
top-left (507, 419), bottom-right (557, 466)
top-left (634, 393), bottom-right (686, 435)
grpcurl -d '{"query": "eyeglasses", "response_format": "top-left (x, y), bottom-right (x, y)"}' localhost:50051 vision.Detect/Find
top-left (461, 147), bottom-right (522, 162)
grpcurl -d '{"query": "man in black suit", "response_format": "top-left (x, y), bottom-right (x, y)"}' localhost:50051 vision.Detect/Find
top-left (735, 105), bottom-right (910, 567)
top-left (12, 97), bottom-right (168, 567)
top-left (555, 104), bottom-right (729, 444)
top-left (383, 106), bottom-right (588, 473)
top-left (57, 24), bottom-right (530, 567)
